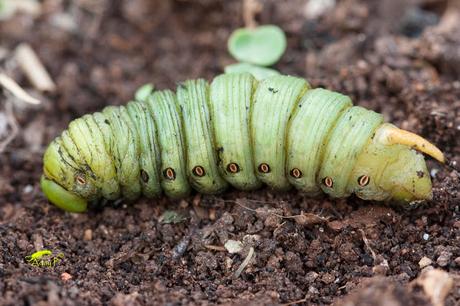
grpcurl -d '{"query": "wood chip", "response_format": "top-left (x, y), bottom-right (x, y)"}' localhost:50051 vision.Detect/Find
top-left (204, 245), bottom-right (226, 252)
top-left (419, 256), bottom-right (433, 269)
top-left (0, 102), bottom-right (19, 153)
top-left (15, 43), bottom-right (56, 92)
top-left (414, 269), bottom-right (453, 306)
top-left (0, 73), bottom-right (41, 105)
top-left (83, 229), bottom-right (93, 241)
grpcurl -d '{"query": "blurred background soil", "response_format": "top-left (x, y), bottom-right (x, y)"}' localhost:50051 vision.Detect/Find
top-left (0, 0), bottom-right (459, 305)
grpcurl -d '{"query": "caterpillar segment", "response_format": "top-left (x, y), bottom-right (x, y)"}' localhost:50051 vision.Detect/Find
top-left (251, 75), bottom-right (309, 191)
top-left (318, 106), bottom-right (384, 198)
top-left (145, 90), bottom-right (191, 198)
top-left (101, 106), bottom-right (141, 200)
top-left (176, 79), bottom-right (228, 194)
top-left (40, 73), bottom-right (444, 212)
top-left (286, 89), bottom-right (352, 195)
top-left (126, 101), bottom-right (162, 198)
top-left (210, 73), bottom-right (261, 190)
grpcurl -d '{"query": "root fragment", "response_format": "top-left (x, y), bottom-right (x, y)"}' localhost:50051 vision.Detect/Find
top-left (234, 246), bottom-right (254, 278)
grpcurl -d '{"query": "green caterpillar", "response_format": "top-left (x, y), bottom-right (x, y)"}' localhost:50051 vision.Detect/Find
top-left (41, 73), bottom-right (445, 213)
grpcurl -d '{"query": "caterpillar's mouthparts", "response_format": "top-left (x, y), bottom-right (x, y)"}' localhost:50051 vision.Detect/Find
top-left (40, 176), bottom-right (88, 213)
top-left (375, 124), bottom-right (445, 163)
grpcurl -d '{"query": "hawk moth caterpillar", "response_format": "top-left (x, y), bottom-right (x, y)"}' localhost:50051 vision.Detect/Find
top-left (40, 73), bottom-right (445, 212)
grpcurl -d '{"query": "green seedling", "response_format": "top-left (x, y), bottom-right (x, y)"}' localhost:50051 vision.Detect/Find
top-left (228, 25), bottom-right (287, 66)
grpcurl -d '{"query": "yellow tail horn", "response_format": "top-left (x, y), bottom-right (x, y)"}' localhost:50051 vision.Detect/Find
top-left (375, 124), bottom-right (445, 163)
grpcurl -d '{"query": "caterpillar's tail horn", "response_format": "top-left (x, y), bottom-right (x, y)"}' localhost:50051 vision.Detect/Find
top-left (376, 124), bottom-right (445, 163)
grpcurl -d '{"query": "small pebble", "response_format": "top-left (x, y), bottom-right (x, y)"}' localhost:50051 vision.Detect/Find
top-left (437, 251), bottom-right (452, 267)
top-left (419, 256), bottom-right (432, 268)
top-left (304, 0), bottom-right (335, 19)
top-left (49, 13), bottom-right (78, 33)
top-left (308, 286), bottom-right (319, 295)
top-left (242, 234), bottom-right (261, 245)
top-left (430, 168), bottom-right (439, 178)
top-left (23, 185), bottom-right (33, 194)
top-left (225, 257), bottom-right (233, 270)
top-left (423, 233), bottom-right (429, 240)
top-left (373, 261), bottom-right (389, 275)
top-left (83, 229), bottom-right (92, 241)
top-left (454, 257), bottom-right (460, 266)
top-left (321, 272), bottom-right (335, 284)
top-left (422, 265), bottom-right (434, 273)
top-left (172, 234), bottom-right (191, 260)
top-left (305, 271), bottom-right (319, 283)
top-left (208, 208), bottom-right (216, 221)
top-left (224, 240), bottom-right (243, 254)
top-left (61, 272), bottom-right (72, 282)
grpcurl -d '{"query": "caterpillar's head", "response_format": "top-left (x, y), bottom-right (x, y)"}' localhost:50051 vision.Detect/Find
top-left (349, 123), bottom-right (444, 203)
top-left (40, 135), bottom-right (98, 213)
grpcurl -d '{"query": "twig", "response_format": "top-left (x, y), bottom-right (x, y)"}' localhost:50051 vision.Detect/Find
top-left (360, 229), bottom-right (376, 261)
top-left (204, 245), bottom-right (226, 252)
top-left (243, 0), bottom-right (261, 29)
top-left (228, 199), bottom-right (327, 223)
top-left (234, 246), bottom-right (254, 278)
top-left (0, 102), bottom-right (19, 153)
top-left (281, 295), bottom-right (308, 306)
top-left (0, 73), bottom-right (41, 105)
top-left (14, 43), bottom-right (56, 92)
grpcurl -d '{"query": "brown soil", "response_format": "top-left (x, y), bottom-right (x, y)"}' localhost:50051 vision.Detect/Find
top-left (0, 0), bottom-right (459, 305)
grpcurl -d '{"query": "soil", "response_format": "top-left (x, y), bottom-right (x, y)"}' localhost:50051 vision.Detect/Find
top-left (0, 0), bottom-right (459, 305)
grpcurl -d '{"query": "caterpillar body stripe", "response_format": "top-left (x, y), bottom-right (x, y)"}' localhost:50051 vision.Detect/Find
top-left (41, 73), bottom-right (445, 213)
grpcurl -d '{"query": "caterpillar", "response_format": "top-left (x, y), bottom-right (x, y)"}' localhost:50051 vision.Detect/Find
top-left (41, 73), bottom-right (445, 213)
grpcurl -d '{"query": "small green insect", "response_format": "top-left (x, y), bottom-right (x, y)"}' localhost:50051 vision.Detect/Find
top-left (40, 73), bottom-right (445, 213)
top-left (25, 249), bottom-right (64, 267)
